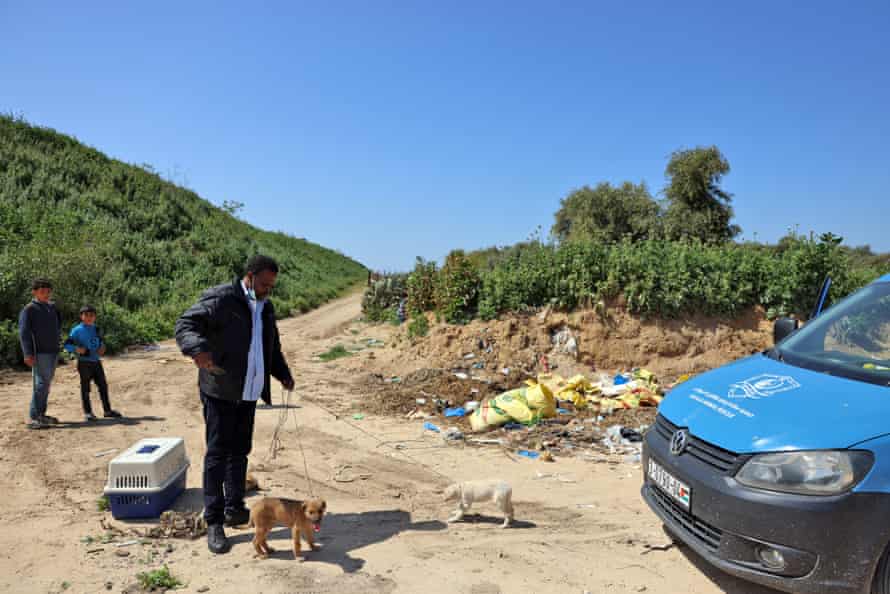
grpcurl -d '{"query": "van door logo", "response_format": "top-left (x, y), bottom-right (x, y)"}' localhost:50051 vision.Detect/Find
top-left (728, 374), bottom-right (801, 400)
top-left (670, 430), bottom-right (688, 456)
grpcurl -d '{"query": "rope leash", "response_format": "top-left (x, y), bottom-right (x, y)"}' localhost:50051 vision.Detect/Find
top-left (266, 385), bottom-right (456, 484)
top-left (267, 388), bottom-right (315, 497)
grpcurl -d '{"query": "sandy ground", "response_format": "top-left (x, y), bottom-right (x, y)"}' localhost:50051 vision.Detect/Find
top-left (0, 293), bottom-right (780, 594)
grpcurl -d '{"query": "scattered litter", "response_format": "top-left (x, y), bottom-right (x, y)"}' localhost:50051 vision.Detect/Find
top-left (517, 449), bottom-right (540, 459)
top-left (352, 414), bottom-right (365, 421)
top-left (463, 353), bottom-right (476, 359)
top-left (556, 408), bottom-right (571, 415)
top-left (533, 471), bottom-right (577, 483)
top-left (468, 438), bottom-right (504, 446)
top-left (423, 422), bottom-right (441, 433)
top-left (332, 464), bottom-right (373, 483)
top-left (94, 449), bottom-right (118, 458)
top-left (116, 539), bottom-right (140, 547)
top-left (620, 427), bottom-right (643, 442)
top-left (500, 368), bottom-right (510, 375)
top-left (444, 407), bottom-right (466, 418)
top-left (550, 326), bottom-right (579, 359)
top-left (416, 398), bottom-right (427, 405)
top-left (472, 362), bottom-right (485, 369)
top-left (453, 372), bottom-right (469, 380)
top-left (576, 504), bottom-right (597, 509)
top-left (86, 547), bottom-right (104, 554)
top-left (444, 427), bottom-right (465, 441)
top-left (464, 400), bottom-right (480, 412)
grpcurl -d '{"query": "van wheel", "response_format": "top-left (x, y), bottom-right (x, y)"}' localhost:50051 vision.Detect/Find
top-left (873, 546), bottom-right (890, 594)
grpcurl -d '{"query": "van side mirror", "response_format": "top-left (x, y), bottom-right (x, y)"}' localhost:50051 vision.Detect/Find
top-left (773, 317), bottom-right (799, 344)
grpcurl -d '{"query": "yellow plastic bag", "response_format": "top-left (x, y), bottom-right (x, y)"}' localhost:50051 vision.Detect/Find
top-left (469, 398), bottom-right (512, 432)
top-left (469, 385), bottom-right (552, 432)
top-left (522, 382), bottom-right (556, 418)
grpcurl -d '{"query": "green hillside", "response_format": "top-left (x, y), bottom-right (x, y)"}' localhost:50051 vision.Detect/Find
top-left (0, 114), bottom-right (367, 366)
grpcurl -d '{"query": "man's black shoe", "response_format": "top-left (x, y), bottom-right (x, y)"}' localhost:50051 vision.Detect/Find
top-left (207, 524), bottom-right (230, 554)
top-left (224, 507), bottom-right (250, 527)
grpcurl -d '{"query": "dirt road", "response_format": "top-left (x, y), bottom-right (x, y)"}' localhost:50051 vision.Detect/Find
top-left (0, 293), bottom-right (779, 594)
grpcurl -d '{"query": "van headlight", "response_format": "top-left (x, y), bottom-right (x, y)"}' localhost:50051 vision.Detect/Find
top-left (735, 450), bottom-right (873, 495)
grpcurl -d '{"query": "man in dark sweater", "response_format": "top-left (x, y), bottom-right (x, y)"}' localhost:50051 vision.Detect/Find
top-left (175, 255), bottom-right (295, 554)
top-left (18, 278), bottom-right (63, 430)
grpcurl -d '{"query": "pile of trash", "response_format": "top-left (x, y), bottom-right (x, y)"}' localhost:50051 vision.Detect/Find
top-left (465, 368), bottom-right (665, 433)
top-left (403, 368), bottom-right (670, 465)
top-left (538, 368), bottom-right (666, 415)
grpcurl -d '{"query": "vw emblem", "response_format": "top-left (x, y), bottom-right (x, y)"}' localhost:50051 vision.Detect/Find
top-left (670, 430), bottom-right (688, 456)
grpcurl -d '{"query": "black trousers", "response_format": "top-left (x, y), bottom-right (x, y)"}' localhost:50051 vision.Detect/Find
top-left (201, 392), bottom-right (257, 525)
top-left (77, 360), bottom-right (111, 415)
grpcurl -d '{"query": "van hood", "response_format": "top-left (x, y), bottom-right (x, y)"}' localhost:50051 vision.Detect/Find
top-left (659, 355), bottom-right (890, 453)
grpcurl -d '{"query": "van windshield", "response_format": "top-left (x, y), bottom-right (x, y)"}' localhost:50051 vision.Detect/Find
top-left (773, 281), bottom-right (890, 387)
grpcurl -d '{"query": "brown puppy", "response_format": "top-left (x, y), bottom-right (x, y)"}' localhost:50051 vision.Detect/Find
top-left (248, 497), bottom-right (326, 560)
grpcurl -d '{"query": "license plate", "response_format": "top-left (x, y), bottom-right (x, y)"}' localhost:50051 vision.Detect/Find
top-left (648, 458), bottom-right (691, 509)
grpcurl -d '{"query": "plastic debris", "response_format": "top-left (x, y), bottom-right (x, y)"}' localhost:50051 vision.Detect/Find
top-left (517, 449), bottom-right (540, 459)
top-left (620, 427), bottom-right (643, 442)
top-left (444, 407), bottom-right (466, 418)
top-left (453, 372), bottom-right (469, 380)
top-left (464, 400), bottom-right (480, 412)
top-left (352, 414), bottom-right (365, 420)
top-left (444, 427), bottom-right (464, 441)
top-left (423, 422), bottom-right (441, 433)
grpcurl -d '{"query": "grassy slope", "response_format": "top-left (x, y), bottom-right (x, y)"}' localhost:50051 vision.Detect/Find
top-left (0, 115), bottom-right (366, 364)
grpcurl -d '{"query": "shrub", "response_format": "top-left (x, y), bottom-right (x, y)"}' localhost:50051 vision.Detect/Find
top-left (434, 250), bottom-right (480, 324)
top-left (407, 313), bottom-right (430, 338)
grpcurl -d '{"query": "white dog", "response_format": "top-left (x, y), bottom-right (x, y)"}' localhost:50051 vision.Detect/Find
top-left (444, 480), bottom-right (513, 528)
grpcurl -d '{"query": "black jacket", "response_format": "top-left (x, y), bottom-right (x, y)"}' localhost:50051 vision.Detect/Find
top-left (18, 300), bottom-right (62, 356)
top-left (174, 279), bottom-right (293, 404)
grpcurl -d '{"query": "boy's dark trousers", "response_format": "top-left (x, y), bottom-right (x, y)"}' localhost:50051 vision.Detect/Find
top-left (77, 360), bottom-right (111, 415)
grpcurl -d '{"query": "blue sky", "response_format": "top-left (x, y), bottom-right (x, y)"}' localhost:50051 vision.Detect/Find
top-left (2, 1), bottom-right (888, 270)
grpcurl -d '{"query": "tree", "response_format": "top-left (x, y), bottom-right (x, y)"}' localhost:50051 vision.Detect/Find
top-left (662, 146), bottom-right (740, 243)
top-left (552, 181), bottom-right (659, 243)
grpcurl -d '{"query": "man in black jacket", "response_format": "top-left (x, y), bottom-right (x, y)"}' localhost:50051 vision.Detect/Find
top-left (175, 255), bottom-right (295, 554)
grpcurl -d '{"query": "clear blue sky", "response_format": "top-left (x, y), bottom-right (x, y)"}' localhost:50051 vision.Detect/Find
top-left (2, 1), bottom-right (888, 270)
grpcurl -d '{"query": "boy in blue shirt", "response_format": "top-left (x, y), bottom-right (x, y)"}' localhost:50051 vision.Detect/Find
top-left (64, 305), bottom-right (122, 421)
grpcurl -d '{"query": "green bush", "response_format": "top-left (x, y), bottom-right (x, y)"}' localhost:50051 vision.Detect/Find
top-left (435, 250), bottom-right (479, 324)
top-left (407, 314), bottom-right (430, 338)
top-left (361, 275), bottom-right (406, 322)
top-left (406, 257), bottom-right (437, 314)
top-left (470, 235), bottom-right (886, 321)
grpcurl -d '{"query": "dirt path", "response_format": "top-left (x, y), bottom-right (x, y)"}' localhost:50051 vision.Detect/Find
top-left (0, 293), bottom-right (779, 594)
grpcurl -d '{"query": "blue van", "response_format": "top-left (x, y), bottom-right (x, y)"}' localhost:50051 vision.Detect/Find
top-left (642, 273), bottom-right (890, 594)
